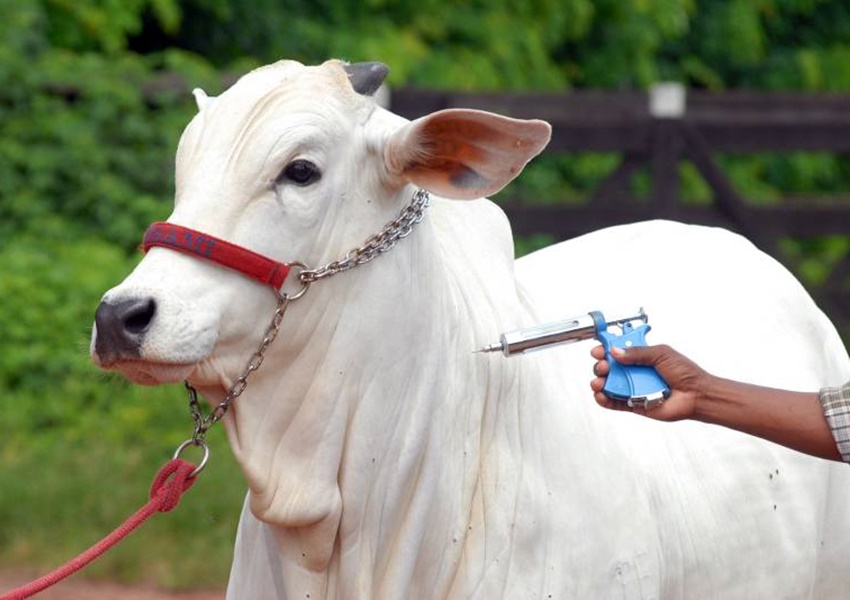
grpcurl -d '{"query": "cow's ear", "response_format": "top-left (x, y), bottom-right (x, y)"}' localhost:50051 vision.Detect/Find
top-left (384, 109), bottom-right (551, 200)
top-left (192, 88), bottom-right (213, 111)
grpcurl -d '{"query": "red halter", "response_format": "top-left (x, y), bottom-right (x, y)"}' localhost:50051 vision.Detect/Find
top-left (142, 222), bottom-right (291, 289)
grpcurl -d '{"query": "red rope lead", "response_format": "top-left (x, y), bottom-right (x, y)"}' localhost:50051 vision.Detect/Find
top-left (0, 458), bottom-right (199, 600)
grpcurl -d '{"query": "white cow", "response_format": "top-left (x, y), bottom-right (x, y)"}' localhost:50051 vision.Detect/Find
top-left (91, 59), bottom-right (850, 599)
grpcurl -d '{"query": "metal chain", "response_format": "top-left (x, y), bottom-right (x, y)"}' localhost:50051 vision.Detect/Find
top-left (299, 188), bottom-right (430, 284)
top-left (179, 189), bottom-right (431, 467)
top-left (185, 293), bottom-right (291, 444)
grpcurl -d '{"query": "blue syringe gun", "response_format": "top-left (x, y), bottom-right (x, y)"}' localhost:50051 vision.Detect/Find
top-left (477, 308), bottom-right (670, 407)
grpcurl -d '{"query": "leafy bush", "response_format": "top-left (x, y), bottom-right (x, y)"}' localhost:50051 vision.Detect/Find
top-left (0, 1), bottom-right (220, 250)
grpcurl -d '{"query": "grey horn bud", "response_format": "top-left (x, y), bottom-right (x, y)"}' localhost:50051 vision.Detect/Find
top-left (343, 62), bottom-right (389, 96)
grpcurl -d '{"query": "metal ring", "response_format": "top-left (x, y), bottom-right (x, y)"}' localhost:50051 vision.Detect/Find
top-left (173, 438), bottom-right (210, 478)
top-left (277, 261), bottom-right (311, 301)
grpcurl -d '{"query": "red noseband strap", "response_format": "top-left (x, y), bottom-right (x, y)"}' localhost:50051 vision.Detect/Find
top-left (142, 222), bottom-right (291, 289)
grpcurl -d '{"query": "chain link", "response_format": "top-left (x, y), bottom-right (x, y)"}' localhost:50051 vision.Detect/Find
top-left (299, 188), bottom-right (430, 284)
top-left (182, 189), bottom-right (431, 446)
top-left (186, 293), bottom-right (291, 443)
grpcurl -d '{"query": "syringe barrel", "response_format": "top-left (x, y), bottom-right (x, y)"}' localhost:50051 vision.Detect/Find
top-left (498, 314), bottom-right (598, 356)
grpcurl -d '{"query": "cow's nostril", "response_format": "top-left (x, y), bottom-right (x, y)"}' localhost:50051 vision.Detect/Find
top-left (94, 297), bottom-right (157, 362)
top-left (123, 298), bottom-right (156, 334)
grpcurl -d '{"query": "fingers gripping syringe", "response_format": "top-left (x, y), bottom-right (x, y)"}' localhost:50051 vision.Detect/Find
top-left (476, 308), bottom-right (670, 407)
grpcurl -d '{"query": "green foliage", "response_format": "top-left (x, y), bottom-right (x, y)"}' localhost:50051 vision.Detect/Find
top-left (514, 233), bottom-right (557, 258)
top-left (136, 0), bottom-right (850, 92)
top-left (0, 235), bottom-right (128, 402)
top-left (42, 0), bottom-right (181, 55)
top-left (781, 235), bottom-right (850, 286)
top-left (503, 154), bottom-right (621, 205)
top-left (0, 1), bottom-right (218, 250)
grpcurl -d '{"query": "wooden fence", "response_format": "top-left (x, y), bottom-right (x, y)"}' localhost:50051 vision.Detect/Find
top-left (390, 88), bottom-right (850, 344)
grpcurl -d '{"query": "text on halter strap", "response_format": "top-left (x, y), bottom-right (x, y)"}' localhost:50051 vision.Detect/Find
top-left (142, 222), bottom-right (291, 289)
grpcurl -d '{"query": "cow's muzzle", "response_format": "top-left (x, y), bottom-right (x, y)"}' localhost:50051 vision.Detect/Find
top-left (93, 297), bottom-right (156, 365)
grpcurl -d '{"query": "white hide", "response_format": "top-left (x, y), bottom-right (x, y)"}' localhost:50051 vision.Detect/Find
top-left (92, 60), bottom-right (850, 599)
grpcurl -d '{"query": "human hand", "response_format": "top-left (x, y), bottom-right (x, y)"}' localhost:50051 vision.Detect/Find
top-left (590, 344), bottom-right (709, 421)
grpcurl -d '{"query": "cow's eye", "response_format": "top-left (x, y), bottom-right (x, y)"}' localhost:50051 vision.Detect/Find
top-left (277, 159), bottom-right (321, 186)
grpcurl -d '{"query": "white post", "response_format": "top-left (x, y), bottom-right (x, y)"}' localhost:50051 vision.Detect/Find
top-left (649, 82), bottom-right (686, 118)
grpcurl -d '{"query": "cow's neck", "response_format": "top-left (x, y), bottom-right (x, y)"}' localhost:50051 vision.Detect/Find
top-left (203, 195), bottom-right (532, 596)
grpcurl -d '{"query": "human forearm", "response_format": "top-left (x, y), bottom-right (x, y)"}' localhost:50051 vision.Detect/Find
top-left (694, 375), bottom-right (842, 462)
top-left (591, 344), bottom-right (845, 462)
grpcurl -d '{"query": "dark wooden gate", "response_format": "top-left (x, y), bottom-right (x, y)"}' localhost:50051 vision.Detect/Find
top-left (390, 88), bottom-right (850, 344)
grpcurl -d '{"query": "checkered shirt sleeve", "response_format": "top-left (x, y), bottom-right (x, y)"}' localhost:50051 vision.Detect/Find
top-left (819, 380), bottom-right (850, 463)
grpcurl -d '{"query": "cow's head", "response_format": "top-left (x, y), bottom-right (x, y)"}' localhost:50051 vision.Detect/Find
top-left (90, 59), bottom-right (551, 388)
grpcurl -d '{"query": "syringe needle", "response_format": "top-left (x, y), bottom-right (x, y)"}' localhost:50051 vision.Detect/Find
top-left (474, 343), bottom-right (503, 354)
